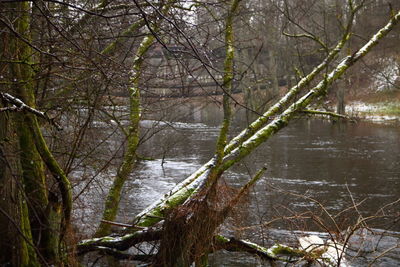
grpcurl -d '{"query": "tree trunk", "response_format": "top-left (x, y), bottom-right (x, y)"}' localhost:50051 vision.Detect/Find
top-left (94, 1), bottom-right (175, 238)
top-left (1, 2), bottom-right (71, 265)
top-left (268, 48), bottom-right (279, 98)
top-left (0, 106), bottom-right (41, 266)
top-left (94, 32), bottom-right (155, 237)
top-left (336, 80), bottom-right (346, 115)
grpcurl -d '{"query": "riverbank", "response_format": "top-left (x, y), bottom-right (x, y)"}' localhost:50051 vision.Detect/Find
top-left (106, 90), bottom-right (400, 123)
top-left (346, 91), bottom-right (400, 123)
top-left (347, 101), bottom-right (400, 122)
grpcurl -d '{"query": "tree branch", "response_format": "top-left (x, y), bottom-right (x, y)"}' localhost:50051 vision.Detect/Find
top-left (0, 92), bottom-right (62, 130)
top-left (300, 109), bottom-right (354, 120)
top-left (77, 229), bottom-right (162, 254)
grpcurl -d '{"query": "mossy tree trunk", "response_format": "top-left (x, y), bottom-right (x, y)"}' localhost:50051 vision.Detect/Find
top-left (94, 32), bottom-right (155, 237)
top-left (94, 1), bottom-right (175, 238)
top-left (0, 104), bottom-right (41, 266)
top-left (1, 2), bottom-right (72, 265)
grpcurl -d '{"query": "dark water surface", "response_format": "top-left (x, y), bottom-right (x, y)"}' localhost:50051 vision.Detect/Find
top-left (73, 101), bottom-right (400, 265)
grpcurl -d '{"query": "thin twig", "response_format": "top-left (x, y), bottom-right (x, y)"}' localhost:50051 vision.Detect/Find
top-left (100, 219), bottom-right (146, 229)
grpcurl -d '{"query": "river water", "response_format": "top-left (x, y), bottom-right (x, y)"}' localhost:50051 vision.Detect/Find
top-left (72, 99), bottom-right (400, 266)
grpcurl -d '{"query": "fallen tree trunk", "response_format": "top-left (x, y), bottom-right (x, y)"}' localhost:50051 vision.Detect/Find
top-left (77, 229), bottom-right (162, 254)
top-left (78, 232), bottom-right (342, 266)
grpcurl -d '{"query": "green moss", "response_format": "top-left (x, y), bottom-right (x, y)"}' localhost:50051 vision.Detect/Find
top-left (95, 33), bottom-right (155, 237)
top-left (270, 244), bottom-right (303, 257)
top-left (136, 187), bottom-right (196, 228)
top-left (20, 190), bottom-right (41, 267)
top-left (214, 235), bottom-right (229, 243)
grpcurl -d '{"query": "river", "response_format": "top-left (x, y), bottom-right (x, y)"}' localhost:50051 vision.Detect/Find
top-left (72, 99), bottom-right (400, 266)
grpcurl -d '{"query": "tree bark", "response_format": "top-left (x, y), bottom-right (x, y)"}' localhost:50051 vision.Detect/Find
top-left (0, 106), bottom-right (41, 266)
top-left (1, 2), bottom-right (72, 264)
